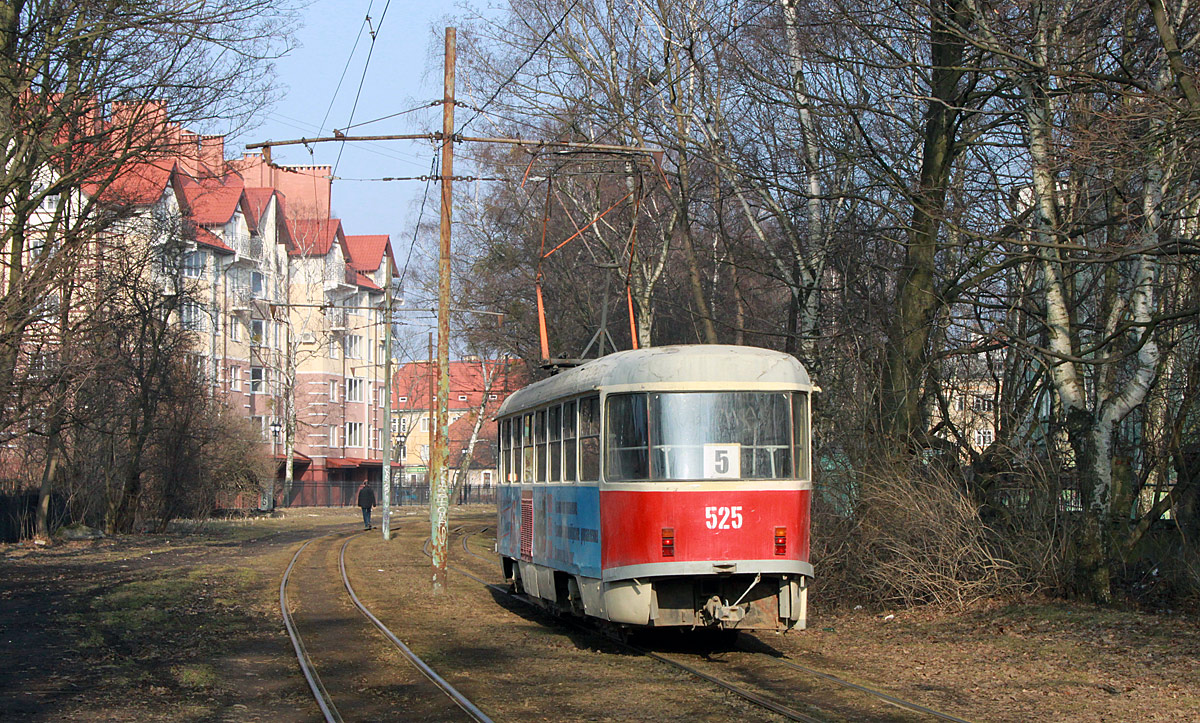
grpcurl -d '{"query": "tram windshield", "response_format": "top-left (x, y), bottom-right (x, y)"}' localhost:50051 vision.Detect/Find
top-left (606, 392), bottom-right (808, 481)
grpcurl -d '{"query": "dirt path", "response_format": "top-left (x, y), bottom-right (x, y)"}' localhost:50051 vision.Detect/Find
top-left (3, 506), bottom-right (1199, 722)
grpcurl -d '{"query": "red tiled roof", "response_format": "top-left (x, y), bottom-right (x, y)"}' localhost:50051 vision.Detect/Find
top-left (289, 218), bottom-right (343, 256)
top-left (241, 188), bottom-right (275, 234)
top-left (174, 170), bottom-right (244, 226)
top-left (447, 413), bottom-right (498, 468)
top-left (343, 234), bottom-right (392, 273)
top-left (195, 226), bottom-right (234, 253)
top-left (82, 160), bottom-right (175, 205)
top-left (354, 271), bottom-right (381, 291)
top-left (393, 359), bottom-right (526, 411)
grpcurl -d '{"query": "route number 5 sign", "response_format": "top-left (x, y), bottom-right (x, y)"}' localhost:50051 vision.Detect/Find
top-left (703, 443), bottom-right (741, 479)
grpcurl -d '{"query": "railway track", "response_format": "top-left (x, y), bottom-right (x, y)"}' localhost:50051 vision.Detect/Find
top-left (280, 529), bottom-right (493, 723)
top-left (450, 525), bottom-right (973, 723)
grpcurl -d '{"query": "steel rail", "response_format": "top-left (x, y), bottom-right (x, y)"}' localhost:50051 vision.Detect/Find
top-left (280, 538), bottom-right (343, 723)
top-left (453, 525), bottom-right (974, 723)
top-left (761, 655), bottom-right (974, 723)
top-left (440, 531), bottom-right (824, 723)
top-left (339, 535), bottom-right (494, 723)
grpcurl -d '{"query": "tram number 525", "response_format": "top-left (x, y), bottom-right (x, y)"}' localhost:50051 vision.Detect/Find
top-left (705, 506), bottom-right (743, 530)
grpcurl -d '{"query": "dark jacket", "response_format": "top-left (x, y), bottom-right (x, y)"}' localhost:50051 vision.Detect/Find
top-left (357, 485), bottom-right (376, 509)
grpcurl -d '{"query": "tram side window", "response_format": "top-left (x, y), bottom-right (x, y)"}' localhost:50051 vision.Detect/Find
top-left (562, 399), bottom-right (577, 482)
top-left (499, 419), bottom-right (509, 484)
top-left (578, 396), bottom-right (600, 481)
top-left (548, 405), bottom-right (562, 482)
top-left (522, 413), bottom-right (534, 483)
top-left (535, 410), bottom-right (547, 482)
top-left (793, 392), bottom-right (810, 480)
top-left (511, 418), bottom-right (522, 483)
top-left (606, 393), bottom-right (650, 481)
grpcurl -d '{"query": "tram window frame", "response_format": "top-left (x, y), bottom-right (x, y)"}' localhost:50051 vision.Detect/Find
top-left (605, 391), bottom-right (797, 482)
top-left (521, 413), bottom-right (534, 483)
top-left (510, 417), bottom-right (521, 483)
top-left (562, 399), bottom-right (577, 482)
top-left (606, 393), bottom-right (650, 482)
top-left (793, 392), bottom-right (810, 480)
top-left (535, 410), bottom-right (547, 482)
top-left (497, 419), bottom-right (507, 484)
top-left (548, 404), bottom-right (562, 482)
top-left (578, 395), bottom-right (601, 481)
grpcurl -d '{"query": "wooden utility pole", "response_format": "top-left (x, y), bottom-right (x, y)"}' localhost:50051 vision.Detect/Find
top-left (430, 26), bottom-right (456, 593)
top-left (247, 24), bottom-right (660, 595)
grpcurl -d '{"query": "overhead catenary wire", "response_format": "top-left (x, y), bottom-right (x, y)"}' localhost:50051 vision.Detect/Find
top-left (339, 100), bottom-right (444, 132)
top-left (317, 5), bottom-right (375, 137)
top-left (334, 0), bottom-right (395, 175)
top-left (453, 0), bottom-right (583, 136)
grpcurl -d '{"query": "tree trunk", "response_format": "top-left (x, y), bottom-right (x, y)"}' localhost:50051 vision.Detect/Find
top-left (881, 0), bottom-right (969, 447)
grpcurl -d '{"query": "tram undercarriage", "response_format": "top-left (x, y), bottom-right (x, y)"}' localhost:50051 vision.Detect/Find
top-left (506, 558), bottom-right (808, 631)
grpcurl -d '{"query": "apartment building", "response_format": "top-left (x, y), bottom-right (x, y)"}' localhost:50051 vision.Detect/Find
top-left (69, 120), bottom-right (400, 506)
top-left (391, 359), bottom-right (524, 488)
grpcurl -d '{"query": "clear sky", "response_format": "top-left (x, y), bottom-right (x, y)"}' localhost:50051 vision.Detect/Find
top-left (229, 0), bottom-right (467, 325)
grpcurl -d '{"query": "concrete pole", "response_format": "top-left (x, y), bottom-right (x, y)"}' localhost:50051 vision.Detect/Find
top-left (431, 26), bottom-right (455, 593)
top-left (381, 257), bottom-right (393, 540)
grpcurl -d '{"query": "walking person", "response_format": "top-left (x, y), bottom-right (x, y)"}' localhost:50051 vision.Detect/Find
top-left (357, 482), bottom-right (377, 530)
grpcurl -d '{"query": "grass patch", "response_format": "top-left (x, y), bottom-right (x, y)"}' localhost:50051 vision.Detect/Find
top-left (172, 664), bottom-right (219, 689)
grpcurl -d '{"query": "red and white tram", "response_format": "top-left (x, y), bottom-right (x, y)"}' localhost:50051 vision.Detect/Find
top-left (496, 345), bottom-right (815, 631)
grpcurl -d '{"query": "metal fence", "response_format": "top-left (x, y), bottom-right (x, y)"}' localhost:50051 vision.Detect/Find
top-left (389, 482), bottom-right (496, 507)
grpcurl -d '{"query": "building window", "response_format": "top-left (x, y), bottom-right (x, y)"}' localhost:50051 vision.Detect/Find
top-left (330, 424), bottom-right (338, 448)
top-left (346, 422), bottom-right (363, 448)
top-left (399, 444), bottom-right (407, 459)
top-left (183, 250), bottom-right (205, 278)
top-left (974, 428), bottom-right (995, 447)
top-left (329, 338), bottom-right (339, 359)
top-left (250, 415), bottom-right (266, 440)
top-left (400, 417), bottom-right (409, 434)
top-left (483, 471), bottom-right (492, 486)
top-left (250, 318), bottom-right (265, 346)
top-left (421, 444), bottom-right (429, 459)
top-left (344, 334), bottom-right (362, 359)
top-left (329, 380), bottom-right (337, 402)
top-left (488, 394), bottom-right (497, 400)
top-left (229, 365), bottom-right (240, 390)
top-left (250, 270), bottom-right (265, 298)
top-left (229, 317), bottom-right (241, 341)
top-left (458, 394), bottom-right (468, 402)
top-left (971, 396), bottom-right (995, 412)
top-left (180, 301), bottom-right (206, 331)
top-left (420, 416), bottom-right (429, 431)
top-left (250, 366), bottom-right (265, 393)
top-left (346, 377), bottom-right (364, 402)
top-left (399, 396), bottom-right (408, 403)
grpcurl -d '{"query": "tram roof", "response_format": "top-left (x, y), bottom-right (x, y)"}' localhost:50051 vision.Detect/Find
top-left (497, 344), bottom-right (813, 417)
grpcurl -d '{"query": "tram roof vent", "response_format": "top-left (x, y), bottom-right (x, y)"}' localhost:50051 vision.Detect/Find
top-left (541, 358), bottom-right (583, 375)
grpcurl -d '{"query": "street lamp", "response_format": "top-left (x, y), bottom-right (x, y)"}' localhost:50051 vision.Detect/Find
top-left (268, 418), bottom-right (282, 511)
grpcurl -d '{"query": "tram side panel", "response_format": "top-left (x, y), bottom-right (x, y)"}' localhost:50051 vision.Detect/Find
top-left (498, 483), bottom-right (601, 605)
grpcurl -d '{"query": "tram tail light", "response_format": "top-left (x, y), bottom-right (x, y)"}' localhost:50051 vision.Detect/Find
top-left (774, 526), bottom-right (787, 556)
top-left (661, 527), bottom-right (675, 557)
